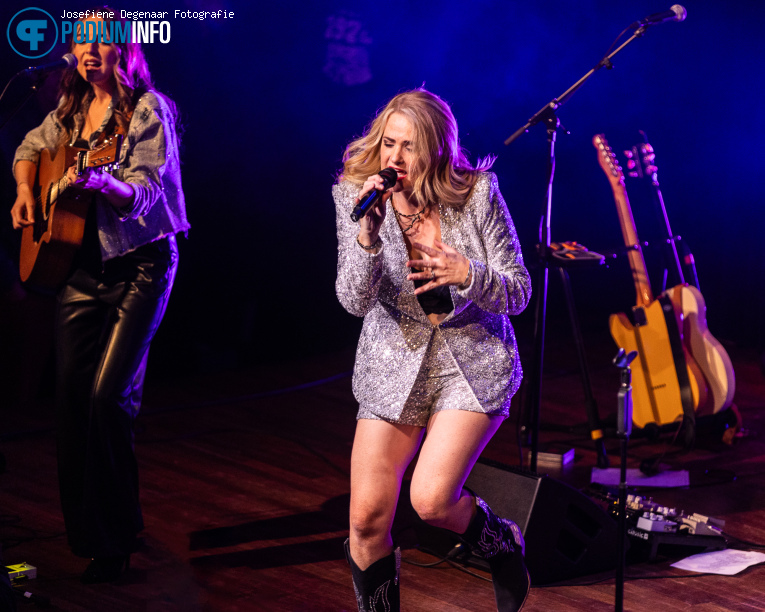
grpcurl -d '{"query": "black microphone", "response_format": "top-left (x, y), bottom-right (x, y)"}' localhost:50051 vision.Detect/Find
top-left (631, 5), bottom-right (687, 28)
top-left (350, 167), bottom-right (398, 222)
top-left (22, 53), bottom-right (77, 75)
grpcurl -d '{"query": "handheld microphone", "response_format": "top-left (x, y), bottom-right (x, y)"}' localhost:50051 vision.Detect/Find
top-left (631, 5), bottom-right (687, 28)
top-left (350, 168), bottom-right (398, 222)
top-left (22, 53), bottom-right (77, 75)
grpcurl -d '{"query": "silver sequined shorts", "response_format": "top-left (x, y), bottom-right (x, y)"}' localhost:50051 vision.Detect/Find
top-left (357, 328), bottom-right (509, 427)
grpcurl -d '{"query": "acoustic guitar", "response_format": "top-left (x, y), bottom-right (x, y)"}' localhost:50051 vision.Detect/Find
top-left (19, 134), bottom-right (123, 289)
top-left (625, 134), bottom-right (735, 415)
top-left (593, 134), bottom-right (707, 430)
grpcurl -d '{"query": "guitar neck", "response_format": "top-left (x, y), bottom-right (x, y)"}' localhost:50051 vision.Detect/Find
top-left (593, 135), bottom-right (653, 308)
top-left (34, 141), bottom-right (120, 210)
top-left (629, 138), bottom-right (686, 285)
top-left (611, 182), bottom-right (653, 307)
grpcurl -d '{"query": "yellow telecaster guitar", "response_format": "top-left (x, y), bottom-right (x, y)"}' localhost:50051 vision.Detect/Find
top-left (593, 134), bottom-right (707, 430)
top-left (625, 136), bottom-right (735, 416)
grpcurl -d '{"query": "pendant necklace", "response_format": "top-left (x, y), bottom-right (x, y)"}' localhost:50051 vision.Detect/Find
top-left (392, 196), bottom-right (428, 234)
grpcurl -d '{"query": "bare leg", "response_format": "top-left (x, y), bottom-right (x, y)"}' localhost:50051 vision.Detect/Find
top-left (409, 410), bottom-right (503, 532)
top-left (409, 411), bottom-right (529, 611)
top-left (349, 418), bottom-right (424, 570)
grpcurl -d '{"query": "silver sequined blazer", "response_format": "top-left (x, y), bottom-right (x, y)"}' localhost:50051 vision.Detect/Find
top-left (334, 172), bottom-right (532, 420)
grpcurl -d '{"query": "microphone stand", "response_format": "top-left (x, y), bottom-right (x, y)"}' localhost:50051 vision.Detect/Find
top-left (612, 348), bottom-right (636, 612)
top-left (505, 25), bottom-right (651, 472)
top-left (0, 71), bottom-right (50, 132)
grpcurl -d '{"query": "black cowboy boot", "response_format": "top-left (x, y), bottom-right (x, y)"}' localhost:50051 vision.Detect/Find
top-left (459, 496), bottom-right (530, 612)
top-left (344, 538), bottom-right (400, 612)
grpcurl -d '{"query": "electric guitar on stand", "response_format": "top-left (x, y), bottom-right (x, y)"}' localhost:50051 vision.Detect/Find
top-left (624, 133), bottom-right (735, 415)
top-left (19, 134), bottom-right (123, 289)
top-left (593, 134), bottom-right (708, 438)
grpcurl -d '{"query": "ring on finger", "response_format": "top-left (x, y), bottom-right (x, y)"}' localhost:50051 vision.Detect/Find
top-left (430, 269), bottom-right (436, 280)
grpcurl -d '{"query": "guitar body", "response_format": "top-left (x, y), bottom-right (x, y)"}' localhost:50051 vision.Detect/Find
top-left (594, 134), bottom-right (707, 432)
top-left (20, 146), bottom-right (90, 289)
top-left (18, 135), bottom-right (122, 290)
top-left (627, 134), bottom-right (736, 415)
top-left (669, 284), bottom-right (735, 414)
top-left (610, 296), bottom-right (703, 428)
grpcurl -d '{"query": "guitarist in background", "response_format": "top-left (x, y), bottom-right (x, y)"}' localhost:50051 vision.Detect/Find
top-left (9, 9), bottom-right (189, 583)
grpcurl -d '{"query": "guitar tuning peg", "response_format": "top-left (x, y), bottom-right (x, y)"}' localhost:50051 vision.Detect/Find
top-left (627, 160), bottom-right (637, 170)
top-left (644, 143), bottom-right (654, 153)
top-left (644, 153), bottom-right (655, 162)
top-left (628, 171), bottom-right (639, 178)
top-left (647, 165), bottom-right (658, 174)
top-left (623, 150), bottom-right (633, 159)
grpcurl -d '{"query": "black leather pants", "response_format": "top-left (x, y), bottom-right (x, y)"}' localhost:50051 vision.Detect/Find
top-left (54, 236), bottom-right (178, 558)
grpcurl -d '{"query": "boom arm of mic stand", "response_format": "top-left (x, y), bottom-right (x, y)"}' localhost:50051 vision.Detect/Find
top-left (0, 71), bottom-right (49, 132)
top-left (503, 27), bottom-right (647, 147)
top-left (512, 25), bottom-right (647, 473)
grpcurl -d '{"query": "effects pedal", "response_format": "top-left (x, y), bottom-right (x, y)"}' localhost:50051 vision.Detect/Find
top-left (6, 563), bottom-right (37, 580)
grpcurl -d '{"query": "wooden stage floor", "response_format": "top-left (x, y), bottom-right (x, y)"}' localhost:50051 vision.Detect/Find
top-left (2, 329), bottom-right (765, 611)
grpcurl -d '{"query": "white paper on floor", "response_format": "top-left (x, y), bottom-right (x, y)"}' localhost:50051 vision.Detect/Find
top-left (671, 549), bottom-right (765, 575)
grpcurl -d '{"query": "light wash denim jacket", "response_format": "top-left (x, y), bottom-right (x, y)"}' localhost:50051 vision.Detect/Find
top-left (13, 90), bottom-right (190, 261)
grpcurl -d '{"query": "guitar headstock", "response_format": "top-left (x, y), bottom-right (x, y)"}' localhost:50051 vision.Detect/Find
top-left (593, 134), bottom-right (625, 189)
top-left (77, 134), bottom-right (123, 175)
top-left (623, 131), bottom-right (658, 183)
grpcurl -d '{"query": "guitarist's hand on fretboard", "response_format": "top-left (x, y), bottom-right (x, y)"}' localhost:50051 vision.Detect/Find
top-left (66, 164), bottom-right (133, 210)
top-left (66, 165), bottom-right (105, 191)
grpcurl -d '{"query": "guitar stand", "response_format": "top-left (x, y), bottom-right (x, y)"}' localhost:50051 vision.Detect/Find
top-left (522, 248), bottom-right (610, 469)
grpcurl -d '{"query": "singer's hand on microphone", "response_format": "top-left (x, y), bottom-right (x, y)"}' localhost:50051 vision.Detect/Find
top-left (355, 173), bottom-right (393, 246)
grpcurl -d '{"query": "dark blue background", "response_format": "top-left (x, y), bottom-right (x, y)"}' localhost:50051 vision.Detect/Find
top-left (1, 1), bottom-right (763, 377)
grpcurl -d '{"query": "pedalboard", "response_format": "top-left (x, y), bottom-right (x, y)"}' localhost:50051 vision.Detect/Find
top-left (625, 494), bottom-right (726, 537)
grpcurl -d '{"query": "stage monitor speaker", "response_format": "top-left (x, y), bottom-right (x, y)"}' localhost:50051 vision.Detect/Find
top-left (414, 458), bottom-right (619, 585)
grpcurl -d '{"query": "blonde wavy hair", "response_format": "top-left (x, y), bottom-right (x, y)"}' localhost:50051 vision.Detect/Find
top-left (340, 88), bottom-right (494, 210)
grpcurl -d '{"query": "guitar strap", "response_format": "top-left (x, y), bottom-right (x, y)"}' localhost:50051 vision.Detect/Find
top-left (93, 107), bottom-right (132, 147)
top-left (657, 293), bottom-right (697, 444)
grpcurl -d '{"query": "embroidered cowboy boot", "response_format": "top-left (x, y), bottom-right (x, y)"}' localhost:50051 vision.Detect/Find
top-left (344, 538), bottom-right (401, 612)
top-left (459, 496), bottom-right (530, 612)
